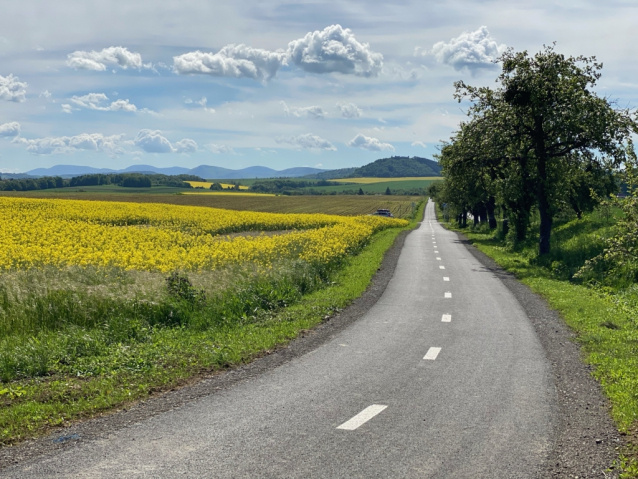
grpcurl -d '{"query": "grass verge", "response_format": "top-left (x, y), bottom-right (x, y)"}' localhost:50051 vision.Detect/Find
top-left (0, 201), bottom-right (424, 447)
top-left (435, 204), bottom-right (638, 477)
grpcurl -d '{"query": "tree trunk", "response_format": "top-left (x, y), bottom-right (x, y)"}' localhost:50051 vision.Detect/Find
top-left (534, 115), bottom-right (552, 255)
top-left (486, 197), bottom-right (497, 229)
top-left (538, 196), bottom-right (552, 255)
top-left (462, 211), bottom-right (468, 228)
top-left (472, 208), bottom-right (479, 227)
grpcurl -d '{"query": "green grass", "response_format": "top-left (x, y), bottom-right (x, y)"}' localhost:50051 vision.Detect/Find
top-left (436, 205), bottom-right (638, 476)
top-left (0, 201), bottom-right (424, 446)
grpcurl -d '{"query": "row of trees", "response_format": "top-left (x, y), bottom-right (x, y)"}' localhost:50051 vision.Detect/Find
top-left (0, 173), bottom-right (204, 191)
top-left (434, 45), bottom-right (637, 254)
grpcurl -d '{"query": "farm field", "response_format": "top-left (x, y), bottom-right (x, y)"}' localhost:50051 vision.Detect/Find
top-left (0, 189), bottom-right (422, 218)
top-left (0, 195), bottom-right (419, 446)
top-left (186, 181), bottom-right (249, 190)
top-left (299, 179), bottom-right (441, 194)
top-left (332, 176), bottom-right (441, 183)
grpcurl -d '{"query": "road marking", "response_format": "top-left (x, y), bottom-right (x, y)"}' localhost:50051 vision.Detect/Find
top-left (337, 405), bottom-right (388, 431)
top-left (445, 292), bottom-right (452, 298)
top-left (443, 277), bottom-right (449, 281)
top-left (442, 314), bottom-right (451, 322)
top-left (436, 257), bottom-right (441, 260)
top-left (439, 265), bottom-right (445, 269)
top-left (434, 250), bottom-right (439, 253)
top-left (423, 347), bottom-right (441, 360)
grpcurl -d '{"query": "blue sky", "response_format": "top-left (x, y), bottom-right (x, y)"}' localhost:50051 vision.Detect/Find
top-left (1, 0), bottom-right (637, 173)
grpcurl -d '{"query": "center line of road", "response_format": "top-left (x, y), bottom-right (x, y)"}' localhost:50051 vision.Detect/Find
top-left (337, 405), bottom-right (388, 431)
top-left (439, 265), bottom-right (445, 269)
top-left (423, 347), bottom-right (441, 360)
top-left (445, 292), bottom-right (452, 298)
top-left (436, 257), bottom-right (441, 260)
top-left (443, 277), bottom-right (449, 281)
top-left (434, 250), bottom-right (439, 253)
top-left (442, 314), bottom-right (451, 322)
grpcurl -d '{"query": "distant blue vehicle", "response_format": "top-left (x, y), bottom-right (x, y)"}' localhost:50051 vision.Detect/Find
top-left (371, 209), bottom-right (394, 218)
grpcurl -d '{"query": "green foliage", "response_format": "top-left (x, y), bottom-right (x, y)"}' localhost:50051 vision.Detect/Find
top-left (578, 146), bottom-right (638, 285)
top-left (439, 44), bottom-right (636, 254)
top-left (304, 156), bottom-right (441, 180)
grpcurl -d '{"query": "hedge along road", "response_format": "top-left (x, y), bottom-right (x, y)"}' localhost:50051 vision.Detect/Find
top-left (6, 200), bottom-right (559, 478)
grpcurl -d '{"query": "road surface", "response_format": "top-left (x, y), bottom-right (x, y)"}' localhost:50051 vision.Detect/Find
top-left (5, 200), bottom-right (557, 478)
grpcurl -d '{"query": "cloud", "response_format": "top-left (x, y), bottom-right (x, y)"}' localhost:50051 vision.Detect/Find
top-left (40, 90), bottom-right (51, 99)
top-left (0, 74), bottom-right (27, 102)
top-left (61, 104), bottom-right (74, 114)
top-left (134, 129), bottom-right (174, 153)
top-left (428, 26), bottom-right (506, 72)
top-left (14, 133), bottom-right (126, 155)
top-left (187, 96), bottom-right (215, 112)
top-left (336, 102), bottom-right (362, 119)
top-left (0, 122), bottom-right (20, 137)
top-left (281, 101), bottom-right (325, 119)
top-left (67, 46), bottom-right (144, 71)
top-left (287, 24), bottom-right (383, 77)
top-left (70, 93), bottom-right (137, 112)
top-left (411, 141), bottom-right (427, 148)
top-left (347, 134), bottom-right (394, 151)
top-left (205, 143), bottom-right (235, 154)
top-left (173, 45), bottom-right (288, 81)
top-left (276, 133), bottom-right (336, 151)
top-left (175, 138), bottom-right (197, 153)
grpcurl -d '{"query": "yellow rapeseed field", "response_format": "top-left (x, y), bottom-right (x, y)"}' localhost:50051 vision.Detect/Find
top-left (187, 181), bottom-right (249, 190)
top-left (0, 197), bottom-right (407, 272)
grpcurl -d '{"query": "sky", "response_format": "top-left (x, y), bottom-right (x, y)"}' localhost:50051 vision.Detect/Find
top-left (1, 0), bottom-right (637, 173)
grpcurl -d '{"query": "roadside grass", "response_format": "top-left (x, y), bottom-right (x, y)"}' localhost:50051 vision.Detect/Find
top-left (0, 201), bottom-right (424, 447)
top-left (436, 205), bottom-right (638, 477)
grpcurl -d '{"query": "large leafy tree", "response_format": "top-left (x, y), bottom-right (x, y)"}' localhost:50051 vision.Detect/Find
top-left (453, 45), bottom-right (636, 254)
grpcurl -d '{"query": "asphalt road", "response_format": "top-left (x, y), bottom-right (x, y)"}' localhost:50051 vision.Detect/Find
top-left (5, 200), bottom-right (558, 478)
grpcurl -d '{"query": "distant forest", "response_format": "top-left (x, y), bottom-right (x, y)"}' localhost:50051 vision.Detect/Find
top-left (305, 156), bottom-right (441, 179)
top-left (0, 173), bottom-right (204, 191)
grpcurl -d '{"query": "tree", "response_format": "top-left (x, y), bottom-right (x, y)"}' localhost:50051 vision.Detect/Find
top-left (358, 187), bottom-right (364, 195)
top-left (385, 187), bottom-right (391, 195)
top-left (454, 44), bottom-right (636, 254)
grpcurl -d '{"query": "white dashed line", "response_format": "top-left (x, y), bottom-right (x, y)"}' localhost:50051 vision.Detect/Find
top-left (423, 347), bottom-right (441, 360)
top-left (337, 405), bottom-right (388, 431)
top-left (443, 277), bottom-right (449, 281)
top-left (436, 257), bottom-right (441, 260)
top-left (445, 292), bottom-right (452, 298)
top-left (439, 265), bottom-right (445, 269)
top-left (434, 251), bottom-right (439, 253)
top-left (442, 314), bottom-right (451, 322)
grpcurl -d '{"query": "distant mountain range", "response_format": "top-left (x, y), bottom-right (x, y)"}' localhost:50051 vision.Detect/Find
top-left (23, 164), bottom-right (327, 179)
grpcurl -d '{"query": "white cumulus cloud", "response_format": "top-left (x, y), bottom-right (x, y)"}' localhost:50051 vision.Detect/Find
top-left (0, 74), bottom-right (27, 102)
top-left (276, 133), bottom-right (336, 151)
top-left (13, 133), bottom-right (126, 155)
top-left (70, 93), bottom-right (137, 112)
top-left (281, 101), bottom-right (325, 119)
top-left (175, 138), bottom-right (198, 153)
top-left (134, 129), bottom-right (174, 153)
top-left (205, 144), bottom-right (235, 154)
top-left (67, 46), bottom-right (144, 71)
top-left (40, 90), bottom-right (51, 99)
top-left (0, 122), bottom-right (20, 137)
top-left (429, 26), bottom-right (506, 72)
top-left (411, 141), bottom-right (427, 148)
top-left (287, 25), bottom-right (383, 77)
top-left (173, 45), bottom-right (288, 81)
top-left (347, 133), bottom-right (394, 151)
top-left (336, 102), bottom-right (362, 119)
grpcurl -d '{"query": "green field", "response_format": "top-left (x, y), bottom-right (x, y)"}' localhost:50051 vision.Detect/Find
top-left (300, 179), bottom-right (440, 194)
